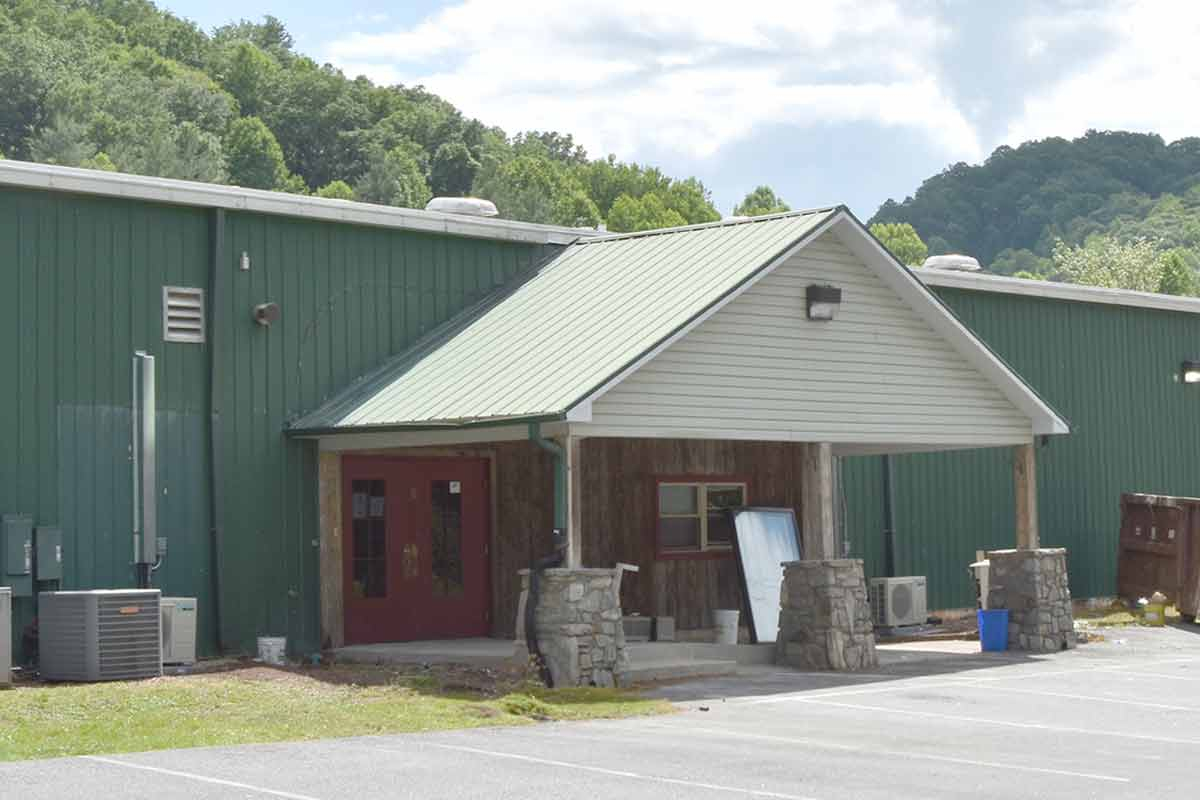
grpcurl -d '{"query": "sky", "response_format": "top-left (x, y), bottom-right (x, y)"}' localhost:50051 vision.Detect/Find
top-left (158, 0), bottom-right (1200, 219)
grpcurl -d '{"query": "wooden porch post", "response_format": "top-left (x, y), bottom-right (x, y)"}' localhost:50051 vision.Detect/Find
top-left (565, 435), bottom-right (583, 568)
top-left (1014, 442), bottom-right (1039, 549)
top-left (801, 442), bottom-right (837, 559)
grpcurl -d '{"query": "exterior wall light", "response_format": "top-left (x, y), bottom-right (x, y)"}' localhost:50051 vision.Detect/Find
top-left (806, 284), bottom-right (842, 321)
top-left (1183, 360), bottom-right (1200, 384)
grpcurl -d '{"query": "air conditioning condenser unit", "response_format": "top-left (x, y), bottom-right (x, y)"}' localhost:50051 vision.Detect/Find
top-left (869, 576), bottom-right (928, 628)
top-left (39, 589), bottom-right (162, 681)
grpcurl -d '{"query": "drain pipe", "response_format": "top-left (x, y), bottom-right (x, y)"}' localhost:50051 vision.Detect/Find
top-left (207, 208), bottom-right (226, 651)
top-left (526, 423), bottom-right (568, 685)
top-left (882, 454), bottom-right (897, 578)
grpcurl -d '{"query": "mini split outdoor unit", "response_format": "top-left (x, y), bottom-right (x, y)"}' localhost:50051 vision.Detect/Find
top-left (160, 597), bottom-right (198, 666)
top-left (39, 589), bottom-right (163, 681)
top-left (869, 576), bottom-right (928, 628)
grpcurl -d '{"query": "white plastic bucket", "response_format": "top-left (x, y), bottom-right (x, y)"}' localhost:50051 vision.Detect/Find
top-left (257, 636), bottom-right (287, 666)
top-left (713, 609), bottom-right (740, 645)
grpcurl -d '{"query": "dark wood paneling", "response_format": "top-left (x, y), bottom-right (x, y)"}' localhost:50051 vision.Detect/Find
top-left (353, 437), bottom-right (805, 637)
top-left (580, 438), bottom-right (806, 630)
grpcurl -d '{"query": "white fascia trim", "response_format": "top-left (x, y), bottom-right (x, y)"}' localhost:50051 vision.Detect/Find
top-left (314, 421), bottom-right (568, 451)
top-left (570, 422), bottom-right (1034, 449)
top-left (920, 267), bottom-right (1200, 316)
top-left (572, 211), bottom-right (843, 412)
top-left (0, 160), bottom-right (590, 246)
top-left (832, 216), bottom-right (1069, 436)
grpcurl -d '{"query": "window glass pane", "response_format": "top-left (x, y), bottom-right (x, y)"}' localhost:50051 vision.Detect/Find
top-left (707, 485), bottom-right (745, 511)
top-left (707, 512), bottom-right (735, 547)
top-left (660, 517), bottom-right (701, 551)
top-left (431, 480), bottom-right (464, 596)
top-left (659, 484), bottom-right (698, 515)
top-left (351, 479), bottom-right (387, 598)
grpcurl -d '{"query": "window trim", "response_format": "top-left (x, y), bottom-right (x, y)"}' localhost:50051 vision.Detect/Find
top-left (654, 476), bottom-right (748, 560)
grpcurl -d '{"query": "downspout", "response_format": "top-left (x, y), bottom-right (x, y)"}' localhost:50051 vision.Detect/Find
top-left (207, 208), bottom-right (226, 651)
top-left (525, 422), bottom-right (568, 685)
top-left (882, 455), bottom-right (897, 578)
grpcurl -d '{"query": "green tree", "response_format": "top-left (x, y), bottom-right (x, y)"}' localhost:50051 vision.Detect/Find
top-left (733, 185), bottom-right (790, 217)
top-left (224, 116), bottom-right (287, 189)
top-left (354, 146), bottom-right (432, 209)
top-left (607, 192), bottom-right (687, 232)
top-left (315, 180), bottom-right (355, 200)
top-left (1052, 236), bottom-right (1165, 293)
top-left (29, 115), bottom-right (94, 166)
top-left (430, 140), bottom-right (479, 197)
top-left (869, 222), bottom-right (929, 266)
top-left (472, 155), bottom-right (598, 226)
top-left (0, 30), bottom-right (73, 159)
top-left (1158, 250), bottom-right (1198, 296)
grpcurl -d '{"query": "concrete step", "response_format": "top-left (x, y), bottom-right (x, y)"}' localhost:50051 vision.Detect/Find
top-left (622, 658), bottom-right (738, 684)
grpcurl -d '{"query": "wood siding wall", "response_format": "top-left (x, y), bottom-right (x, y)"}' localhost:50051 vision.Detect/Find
top-left (587, 231), bottom-right (1032, 448)
top-left (578, 438), bottom-right (807, 631)
top-left (326, 437), bottom-right (805, 639)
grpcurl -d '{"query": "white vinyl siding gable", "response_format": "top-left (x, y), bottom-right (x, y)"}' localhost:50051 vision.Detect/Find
top-left (587, 231), bottom-right (1033, 447)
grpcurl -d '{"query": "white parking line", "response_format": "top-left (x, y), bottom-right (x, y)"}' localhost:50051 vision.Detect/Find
top-left (84, 756), bottom-right (324, 800)
top-left (792, 698), bottom-right (1200, 746)
top-left (404, 743), bottom-right (820, 800)
top-left (652, 725), bottom-right (1129, 784)
top-left (948, 682), bottom-right (1200, 711)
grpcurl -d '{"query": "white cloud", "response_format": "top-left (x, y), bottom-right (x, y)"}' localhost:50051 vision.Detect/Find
top-left (324, 0), bottom-right (983, 163)
top-left (1003, 1), bottom-right (1200, 146)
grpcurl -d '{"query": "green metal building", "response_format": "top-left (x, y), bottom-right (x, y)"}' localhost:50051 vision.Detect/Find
top-left (1, 161), bottom-right (1196, 658)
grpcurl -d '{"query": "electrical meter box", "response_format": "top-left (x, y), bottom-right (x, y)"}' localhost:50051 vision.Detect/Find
top-left (3, 515), bottom-right (33, 597)
top-left (35, 526), bottom-right (63, 582)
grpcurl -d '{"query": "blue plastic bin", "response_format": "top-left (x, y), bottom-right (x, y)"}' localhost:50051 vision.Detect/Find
top-left (977, 609), bottom-right (1010, 652)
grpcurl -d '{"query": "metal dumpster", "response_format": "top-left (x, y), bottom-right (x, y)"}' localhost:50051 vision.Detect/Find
top-left (1118, 493), bottom-right (1200, 621)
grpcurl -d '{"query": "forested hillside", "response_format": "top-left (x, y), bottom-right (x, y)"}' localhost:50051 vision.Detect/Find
top-left (871, 131), bottom-right (1200, 281)
top-left (0, 0), bottom-right (721, 231)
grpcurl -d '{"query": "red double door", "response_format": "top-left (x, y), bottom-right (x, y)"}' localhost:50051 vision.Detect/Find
top-left (342, 457), bottom-right (490, 644)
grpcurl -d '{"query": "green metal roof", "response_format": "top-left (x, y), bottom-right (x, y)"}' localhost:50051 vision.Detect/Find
top-left (289, 208), bottom-right (841, 433)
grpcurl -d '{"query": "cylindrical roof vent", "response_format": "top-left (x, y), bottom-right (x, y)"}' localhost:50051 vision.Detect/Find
top-left (425, 197), bottom-right (499, 217)
top-left (922, 254), bottom-right (982, 272)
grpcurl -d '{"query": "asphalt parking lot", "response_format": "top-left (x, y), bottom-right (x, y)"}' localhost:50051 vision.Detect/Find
top-left (3, 625), bottom-right (1198, 799)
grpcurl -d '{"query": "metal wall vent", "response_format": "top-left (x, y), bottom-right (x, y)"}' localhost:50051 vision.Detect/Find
top-left (163, 286), bottom-right (205, 343)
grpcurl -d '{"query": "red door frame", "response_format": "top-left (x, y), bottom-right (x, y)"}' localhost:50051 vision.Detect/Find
top-left (341, 455), bottom-right (492, 644)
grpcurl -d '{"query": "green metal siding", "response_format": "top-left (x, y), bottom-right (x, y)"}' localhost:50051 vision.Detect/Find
top-left (0, 186), bottom-right (213, 658)
top-left (844, 287), bottom-right (1200, 610)
top-left (0, 185), bottom-right (554, 660)
top-left (212, 212), bottom-right (556, 654)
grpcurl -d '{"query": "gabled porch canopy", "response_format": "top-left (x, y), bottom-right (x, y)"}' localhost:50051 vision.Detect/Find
top-left (289, 208), bottom-right (1069, 563)
top-left (288, 208), bottom-right (1067, 444)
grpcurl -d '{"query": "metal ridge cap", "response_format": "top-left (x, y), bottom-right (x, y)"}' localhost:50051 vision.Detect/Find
top-left (0, 159), bottom-right (597, 245)
top-left (577, 205), bottom-right (843, 244)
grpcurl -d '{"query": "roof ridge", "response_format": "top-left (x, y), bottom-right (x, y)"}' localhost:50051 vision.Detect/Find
top-left (577, 205), bottom-right (846, 244)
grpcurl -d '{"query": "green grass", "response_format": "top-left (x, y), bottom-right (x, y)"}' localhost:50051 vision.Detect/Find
top-left (0, 667), bottom-right (671, 762)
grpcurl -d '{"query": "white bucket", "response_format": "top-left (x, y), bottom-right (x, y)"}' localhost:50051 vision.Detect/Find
top-left (257, 636), bottom-right (287, 666)
top-left (713, 609), bottom-right (740, 645)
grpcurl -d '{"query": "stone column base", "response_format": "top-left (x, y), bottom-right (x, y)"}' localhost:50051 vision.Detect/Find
top-left (776, 559), bottom-right (878, 671)
top-left (517, 567), bottom-right (628, 687)
top-left (986, 548), bottom-right (1075, 653)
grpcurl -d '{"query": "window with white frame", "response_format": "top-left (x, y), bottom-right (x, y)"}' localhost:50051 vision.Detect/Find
top-left (656, 481), bottom-right (746, 556)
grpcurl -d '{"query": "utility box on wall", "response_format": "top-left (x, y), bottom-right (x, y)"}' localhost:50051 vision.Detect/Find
top-left (3, 515), bottom-right (33, 598)
top-left (35, 527), bottom-right (63, 582)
